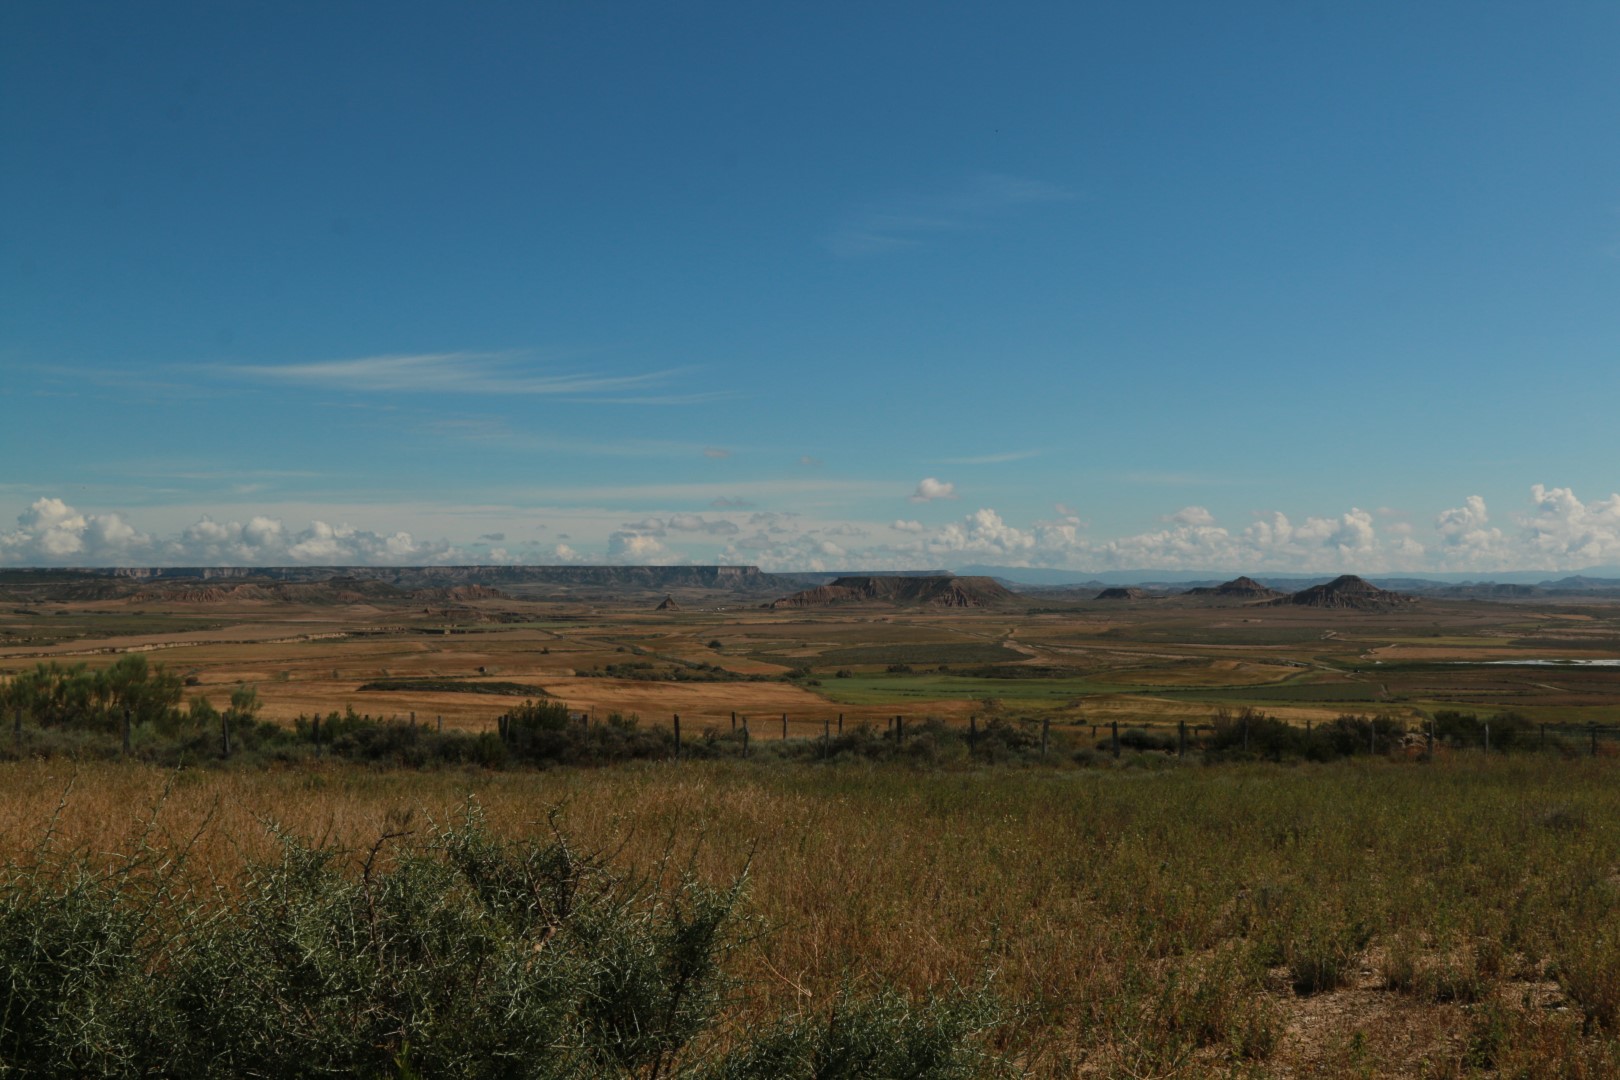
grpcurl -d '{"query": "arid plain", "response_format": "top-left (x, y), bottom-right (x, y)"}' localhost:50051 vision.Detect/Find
top-left (6, 573), bottom-right (1620, 738)
top-left (8, 572), bottom-right (1620, 1075)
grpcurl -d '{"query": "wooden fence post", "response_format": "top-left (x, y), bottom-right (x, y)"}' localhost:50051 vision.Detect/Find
top-left (1484, 722), bottom-right (1491, 754)
top-left (731, 711), bottom-right (736, 733)
top-left (1178, 720), bottom-right (1186, 757)
top-left (896, 715), bottom-right (904, 743)
top-left (437, 715), bottom-right (442, 733)
top-left (1371, 720), bottom-right (1377, 756)
top-left (221, 714), bottom-right (231, 759)
top-left (782, 713), bottom-right (788, 740)
top-left (673, 714), bottom-right (681, 760)
top-left (410, 711), bottom-right (416, 729)
top-left (1111, 721), bottom-right (1119, 759)
top-left (742, 717), bottom-right (750, 758)
top-left (838, 713), bottom-right (843, 735)
top-left (1041, 716), bottom-right (1049, 757)
top-left (969, 714), bottom-right (978, 752)
top-left (1425, 722), bottom-right (1433, 757)
top-left (1243, 712), bottom-right (1250, 752)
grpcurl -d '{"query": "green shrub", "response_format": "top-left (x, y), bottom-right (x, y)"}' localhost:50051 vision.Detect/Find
top-left (0, 808), bottom-right (1001, 1077)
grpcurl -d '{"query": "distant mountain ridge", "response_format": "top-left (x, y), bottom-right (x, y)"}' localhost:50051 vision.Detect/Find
top-left (769, 575), bottom-right (1016, 609)
top-left (0, 565), bottom-right (795, 602)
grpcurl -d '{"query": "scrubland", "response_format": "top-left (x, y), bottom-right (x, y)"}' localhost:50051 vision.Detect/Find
top-left (7, 592), bottom-right (1620, 1074)
top-left (5, 754), bottom-right (1620, 1076)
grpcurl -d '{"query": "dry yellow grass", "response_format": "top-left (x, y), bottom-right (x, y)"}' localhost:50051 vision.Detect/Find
top-left (6, 756), bottom-right (1619, 1075)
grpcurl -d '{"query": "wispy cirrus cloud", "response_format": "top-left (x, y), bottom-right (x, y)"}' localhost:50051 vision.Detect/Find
top-left (937, 449), bottom-right (1042, 465)
top-left (422, 417), bottom-right (713, 458)
top-left (201, 351), bottom-right (696, 399)
top-left (824, 173), bottom-right (1075, 257)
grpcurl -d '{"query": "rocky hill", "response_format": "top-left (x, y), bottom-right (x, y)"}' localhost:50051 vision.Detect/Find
top-left (1270, 575), bottom-right (1415, 610)
top-left (1095, 587), bottom-right (1149, 600)
top-left (770, 575), bottom-right (1015, 609)
top-left (1184, 576), bottom-right (1284, 600)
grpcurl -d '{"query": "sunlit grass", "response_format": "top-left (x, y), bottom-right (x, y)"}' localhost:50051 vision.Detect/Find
top-left (5, 755), bottom-right (1620, 1074)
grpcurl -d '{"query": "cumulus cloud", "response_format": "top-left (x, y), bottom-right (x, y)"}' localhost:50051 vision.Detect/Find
top-left (926, 509), bottom-right (1038, 558)
top-left (1166, 506), bottom-right (1216, 527)
top-left (0, 498), bottom-right (151, 562)
top-left (0, 499), bottom-right (456, 567)
top-left (11, 485), bottom-right (1620, 574)
top-left (666, 513), bottom-right (740, 536)
top-left (910, 477), bottom-right (957, 503)
top-left (606, 530), bottom-right (678, 564)
top-left (1435, 495), bottom-right (1506, 566)
top-left (1520, 485), bottom-right (1620, 568)
top-left (703, 447), bottom-right (730, 459)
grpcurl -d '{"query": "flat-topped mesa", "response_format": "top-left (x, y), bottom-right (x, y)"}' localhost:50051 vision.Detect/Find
top-left (1184, 576), bottom-right (1285, 600)
top-left (1095, 587), bottom-right (1149, 600)
top-left (769, 574), bottom-right (1015, 609)
top-left (1270, 574), bottom-right (1415, 610)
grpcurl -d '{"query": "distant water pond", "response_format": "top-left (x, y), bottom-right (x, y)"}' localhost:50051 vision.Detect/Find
top-left (1459, 659), bottom-right (1620, 667)
top-left (1374, 658), bottom-right (1620, 667)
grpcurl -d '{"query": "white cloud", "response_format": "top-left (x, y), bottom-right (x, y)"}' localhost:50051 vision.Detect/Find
top-left (1166, 506), bottom-right (1216, 527)
top-left (0, 499), bottom-right (455, 566)
top-left (1435, 495), bottom-right (1506, 566)
top-left (925, 509), bottom-right (1037, 558)
top-left (0, 498), bottom-right (151, 563)
top-left (911, 477), bottom-right (958, 503)
top-left (824, 173), bottom-right (1074, 257)
top-left (1519, 484), bottom-right (1620, 568)
top-left (209, 352), bottom-right (690, 399)
top-left (606, 530), bottom-right (678, 564)
top-left (938, 450), bottom-right (1042, 465)
top-left (10, 485), bottom-right (1620, 574)
top-left (666, 514), bottom-right (741, 536)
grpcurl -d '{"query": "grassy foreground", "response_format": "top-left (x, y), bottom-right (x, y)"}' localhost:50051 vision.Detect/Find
top-left (4, 755), bottom-right (1620, 1076)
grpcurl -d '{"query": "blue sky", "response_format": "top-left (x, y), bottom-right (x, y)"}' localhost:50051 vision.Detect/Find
top-left (5, 2), bottom-right (1620, 573)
